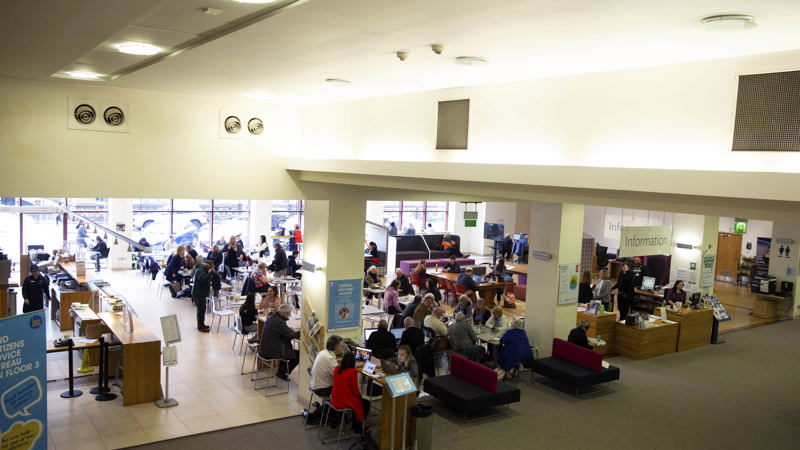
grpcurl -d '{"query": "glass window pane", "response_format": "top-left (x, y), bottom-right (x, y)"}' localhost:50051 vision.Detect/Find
top-left (383, 201), bottom-right (401, 211)
top-left (425, 212), bottom-right (447, 232)
top-left (214, 199), bottom-right (249, 211)
top-left (0, 212), bottom-right (20, 261)
top-left (21, 198), bottom-right (46, 207)
top-left (1, 198), bottom-right (18, 206)
top-left (22, 213), bottom-right (63, 253)
top-left (383, 211), bottom-right (400, 229)
top-left (272, 212), bottom-right (301, 235)
top-left (403, 201), bottom-right (424, 211)
top-left (133, 212), bottom-right (170, 249)
top-left (173, 212), bottom-right (211, 252)
top-left (133, 199), bottom-right (171, 212)
top-left (426, 201), bottom-right (447, 211)
top-left (272, 200), bottom-right (298, 211)
top-left (173, 199), bottom-right (211, 211)
top-left (212, 212), bottom-right (249, 248)
top-left (401, 212), bottom-right (423, 233)
top-left (70, 198), bottom-right (107, 211)
top-left (67, 213), bottom-right (107, 252)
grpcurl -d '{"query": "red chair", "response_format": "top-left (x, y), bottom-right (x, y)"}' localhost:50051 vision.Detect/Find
top-left (445, 279), bottom-right (457, 306)
top-left (409, 272), bottom-right (420, 289)
top-left (454, 283), bottom-right (467, 301)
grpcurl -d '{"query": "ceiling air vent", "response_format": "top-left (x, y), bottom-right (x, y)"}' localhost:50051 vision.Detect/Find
top-left (104, 107), bottom-right (125, 126)
top-left (732, 70), bottom-right (800, 152)
top-left (224, 116), bottom-right (241, 134)
top-left (248, 118), bottom-right (264, 135)
top-left (74, 104), bottom-right (96, 125)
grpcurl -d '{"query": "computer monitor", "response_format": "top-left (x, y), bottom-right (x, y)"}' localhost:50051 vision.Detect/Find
top-left (355, 347), bottom-right (372, 363)
top-left (390, 328), bottom-right (405, 340)
top-left (641, 276), bottom-right (655, 291)
top-left (483, 222), bottom-right (504, 241)
top-left (363, 328), bottom-right (378, 342)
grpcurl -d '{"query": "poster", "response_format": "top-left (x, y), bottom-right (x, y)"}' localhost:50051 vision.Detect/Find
top-left (327, 279), bottom-right (361, 330)
top-left (0, 311), bottom-right (47, 450)
top-left (701, 254), bottom-right (716, 288)
top-left (618, 226), bottom-right (672, 257)
top-left (558, 263), bottom-right (580, 305)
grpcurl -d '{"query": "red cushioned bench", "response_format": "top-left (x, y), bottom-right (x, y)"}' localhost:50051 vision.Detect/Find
top-left (532, 338), bottom-right (620, 397)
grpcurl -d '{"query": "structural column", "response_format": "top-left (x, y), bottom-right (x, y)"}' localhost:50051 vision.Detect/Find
top-left (768, 222), bottom-right (800, 319)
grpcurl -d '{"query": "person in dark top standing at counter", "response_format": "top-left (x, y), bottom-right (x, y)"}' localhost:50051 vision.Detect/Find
top-left (22, 265), bottom-right (49, 313)
top-left (457, 267), bottom-right (478, 293)
top-left (568, 320), bottom-right (593, 350)
top-left (611, 263), bottom-right (635, 317)
top-left (270, 242), bottom-right (288, 277)
top-left (366, 319), bottom-right (397, 360)
top-left (578, 270), bottom-right (593, 304)
top-left (395, 268), bottom-right (414, 297)
top-left (665, 280), bottom-right (687, 307)
top-left (501, 233), bottom-right (513, 260)
top-left (632, 256), bottom-right (648, 288)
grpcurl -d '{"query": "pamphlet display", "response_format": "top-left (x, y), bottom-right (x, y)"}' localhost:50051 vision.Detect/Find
top-left (705, 296), bottom-right (731, 322)
top-left (327, 279), bottom-right (361, 330)
top-left (385, 373), bottom-right (417, 398)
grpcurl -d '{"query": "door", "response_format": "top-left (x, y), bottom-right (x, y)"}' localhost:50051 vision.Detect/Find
top-left (716, 232), bottom-right (742, 281)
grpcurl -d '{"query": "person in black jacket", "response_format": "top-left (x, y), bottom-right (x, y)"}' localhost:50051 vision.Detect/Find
top-left (395, 269), bottom-right (413, 297)
top-left (223, 237), bottom-right (241, 279)
top-left (568, 321), bottom-right (593, 350)
top-left (270, 242), bottom-right (288, 277)
top-left (456, 267), bottom-right (478, 292)
top-left (443, 255), bottom-right (460, 274)
top-left (259, 304), bottom-right (301, 380)
top-left (632, 256), bottom-right (649, 288)
top-left (402, 295), bottom-right (422, 321)
top-left (501, 233), bottom-right (513, 259)
top-left (89, 236), bottom-right (109, 270)
top-left (611, 263), bottom-right (635, 317)
top-left (206, 245), bottom-right (223, 270)
top-left (578, 270), bottom-right (593, 304)
top-left (190, 260), bottom-right (213, 332)
top-left (239, 292), bottom-right (258, 334)
top-left (287, 250), bottom-right (301, 279)
top-left (22, 265), bottom-right (49, 313)
top-left (185, 244), bottom-right (198, 260)
top-left (399, 317), bottom-right (425, 354)
top-left (366, 319), bottom-right (397, 360)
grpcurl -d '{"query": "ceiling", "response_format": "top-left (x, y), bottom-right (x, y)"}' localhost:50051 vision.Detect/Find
top-left (2, 0), bottom-right (800, 105)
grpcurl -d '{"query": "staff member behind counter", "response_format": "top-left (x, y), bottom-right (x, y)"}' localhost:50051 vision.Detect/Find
top-left (22, 265), bottom-right (49, 313)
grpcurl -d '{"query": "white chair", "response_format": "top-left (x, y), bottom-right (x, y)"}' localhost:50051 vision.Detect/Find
top-left (232, 314), bottom-right (256, 354)
top-left (210, 297), bottom-right (236, 333)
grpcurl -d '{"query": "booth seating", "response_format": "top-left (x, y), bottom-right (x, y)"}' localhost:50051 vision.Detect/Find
top-left (514, 285), bottom-right (527, 301)
top-left (422, 234), bottom-right (460, 259)
top-left (423, 353), bottom-right (521, 420)
top-left (398, 257), bottom-right (475, 276)
top-left (533, 338), bottom-right (620, 396)
top-left (393, 235), bottom-right (429, 265)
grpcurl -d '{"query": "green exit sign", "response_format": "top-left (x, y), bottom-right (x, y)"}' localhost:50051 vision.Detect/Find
top-left (464, 219), bottom-right (477, 227)
top-left (733, 221), bottom-right (747, 234)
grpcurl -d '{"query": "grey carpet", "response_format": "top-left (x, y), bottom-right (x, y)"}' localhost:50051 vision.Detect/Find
top-left (129, 319), bottom-right (800, 449)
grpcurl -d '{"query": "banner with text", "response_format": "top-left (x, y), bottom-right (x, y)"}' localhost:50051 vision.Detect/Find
top-left (618, 226), bottom-right (673, 257)
top-left (1, 311), bottom-right (47, 450)
top-left (327, 279), bottom-right (362, 331)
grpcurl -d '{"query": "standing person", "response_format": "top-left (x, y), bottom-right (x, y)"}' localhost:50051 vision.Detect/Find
top-left (293, 225), bottom-right (302, 248)
top-left (665, 280), bottom-right (687, 308)
top-left (578, 270), bottom-right (593, 304)
top-left (206, 245), bottom-right (223, 270)
top-left (493, 257), bottom-right (508, 304)
top-left (611, 263), bottom-right (635, 318)
top-left (22, 265), bottom-right (49, 313)
top-left (593, 268), bottom-right (612, 312)
top-left (632, 256), bottom-right (649, 288)
top-left (185, 244), bottom-right (198, 260)
top-left (388, 222), bottom-right (398, 236)
top-left (501, 234), bottom-right (513, 260)
top-left (331, 352), bottom-right (370, 434)
top-left (224, 237), bottom-right (241, 279)
top-left (259, 304), bottom-right (301, 381)
top-left (413, 260), bottom-right (428, 293)
top-left (191, 259), bottom-right (214, 332)
top-left (76, 221), bottom-right (89, 256)
top-left (163, 235), bottom-right (178, 253)
top-left (270, 242), bottom-right (287, 277)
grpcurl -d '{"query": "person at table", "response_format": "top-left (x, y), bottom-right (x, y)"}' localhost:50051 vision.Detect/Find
top-left (400, 317), bottom-right (425, 354)
top-left (331, 351), bottom-right (370, 434)
top-left (366, 319), bottom-right (397, 360)
top-left (382, 279), bottom-right (403, 315)
top-left (442, 232), bottom-right (464, 258)
top-left (492, 257), bottom-right (509, 304)
top-left (442, 255), bottom-right (460, 274)
top-left (239, 292), bottom-right (258, 334)
top-left (453, 295), bottom-right (473, 319)
top-left (191, 259), bottom-right (214, 332)
top-left (593, 268), bottom-right (612, 312)
top-left (665, 280), bottom-right (687, 308)
top-left (251, 262), bottom-right (273, 293)
top-left (413, 293), bottom-right (435, 327)
top-left (611, 263), bottom-right (635, 317)
top-left (259, 304), bottom-right (301, 381)
top-left (568, 320), bottom-right (593, 350)
top-left (632, 256), bottom-right (649, 288)
top-left (235, 235), bottom-right (245, 252)
top-left (423, 307), bottom-right (452, 337)
top-left (163, 234), bottom-right (178, 253)
top-left (413, 260), bottom-right (428, 292)
top-left (185, 244), bottom-right (198, 260)
top-left (457, 267), bottom-right (478, 293)
top-left (206, 245), bottom-right (223, 270)
top-left (365, 241), bottom-right (380, 264)
top-left (402, 295), bottom-right (422, 321)
top-left (311, 335), bottom-right (343, 397)
top-left (404, 222), bottom-right (416, 235)
top-left (287, 250), bottom-right (301, 279)
top-left (388, 222), bottom-right (398, 236)
top-left (256, 235), bottom-right (270, 258)
top-left (473, 298), bottom-right (491, 325)
top-left (270, 242), bottom-right (288, 277)
top-left (136, 237), bottom-right (150, 251)
top-left (184, 254), bottom-right (195, 273)
top-left (395, 268), bottom-right (414, 297)
top-left (501, 233), bottom-right (513, 260)
top-left (165, 245), bottom-right (185, 283)
top-left (486, 306), bottom-right (509, 333)
top-left (215, 236), bottom-right (227, 248)
top-left (496, 319), bottom-right (533, 379)
top-left (89, 236), bottom-right (109, 269)
top-left (258, 285), bottom-right (281, 313)
top-left (223, 237), bottom-right (242, 279)
top-left (578, 270), bottom-right (593, 304)
top-left (364, 265), bottom-right (381, 301)
top-left (293, 225), bottom-right (302, 247)
top-left (450, 312), bottom-right (486, 361)
top-left (22, 265), bottom-right (49, 313)
top-left (396, 344), bottom-right (420, 385)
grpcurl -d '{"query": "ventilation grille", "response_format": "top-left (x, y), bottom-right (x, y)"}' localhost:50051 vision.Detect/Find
top-left (732, 70), bottom-right (800, 152)
top-left (67, 97), bottom-right (129, 133)
top-left (436, 99), bottom-right (470, 150)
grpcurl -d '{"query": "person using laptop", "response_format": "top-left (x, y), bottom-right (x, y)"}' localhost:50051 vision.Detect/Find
top-left (366, 319), bottom-right (397, 360)
top-left (310, 335), bottom-right (343, 397)
top-left (443, 255), bottom-right (461, 274)
top-left (396, 345), bottom-right (420, 385)
top-left (664, 280), bottom-right (687, 308)
top-left (331, 352), bottom-right (370, 435)
top-left (400, 317), bottom-right (425, 354)
top-left (450, 312), bottom-right (486, 361)
top-left (456, 267), bottom-right (478, 293)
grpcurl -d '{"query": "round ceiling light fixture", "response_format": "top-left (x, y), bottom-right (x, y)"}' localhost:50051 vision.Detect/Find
top-left (454, 56), bottom-right (489, 66)
top-left (700, 14), bottom-right (757, 31)
top-left (67, 71), bottom-right (103, 79)
top-left (325, 78), bottom-right (352, 87)
top-left (117, 42), bottom-right (161, 56)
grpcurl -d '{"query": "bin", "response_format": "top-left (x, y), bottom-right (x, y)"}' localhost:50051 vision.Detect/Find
top-left (410, 404), bottom-right (433, 449)
top-left (6, 289), bottom-right (16, 317)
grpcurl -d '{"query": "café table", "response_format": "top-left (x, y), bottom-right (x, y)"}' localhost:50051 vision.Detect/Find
top-left (428, 271), bottom-right (505, 307)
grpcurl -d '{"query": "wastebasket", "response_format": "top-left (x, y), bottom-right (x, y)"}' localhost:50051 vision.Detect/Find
top-left (410, 404), bottom-right (433, 449)
top-left (5, 289), bottom-right (16, 317)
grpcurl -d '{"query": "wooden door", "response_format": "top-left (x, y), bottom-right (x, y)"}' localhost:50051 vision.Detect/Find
top-left (716, 232), bottom-right (742, 279)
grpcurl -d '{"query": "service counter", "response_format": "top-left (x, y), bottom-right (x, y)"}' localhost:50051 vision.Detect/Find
top-left (0, 283), bottom-right (19, 318)
top-left (614, 319), bottom-right (678, 360)
top-left (576, 311), bottom-right (616, 356)
top-left (656, 307), bottom-right (713, 352)
top-left (753, 294), bottom-right (792, 320)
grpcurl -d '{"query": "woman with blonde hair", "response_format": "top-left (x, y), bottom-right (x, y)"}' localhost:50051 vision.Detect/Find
top-left (593, 268), bottom-right (612, 311)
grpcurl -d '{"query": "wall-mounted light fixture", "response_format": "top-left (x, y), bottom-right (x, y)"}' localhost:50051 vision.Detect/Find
top-left (676, 243), bottom-right (694, 250)
top-left (532, 251), bottom-right (552, 261)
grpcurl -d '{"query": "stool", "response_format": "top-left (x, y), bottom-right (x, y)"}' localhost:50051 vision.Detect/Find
top-left (317, 400), bottom-right (353, 444)
top-left (305, 387), bottom-right (330, 430)
top-left (251, 355), bottom-right (289, 396)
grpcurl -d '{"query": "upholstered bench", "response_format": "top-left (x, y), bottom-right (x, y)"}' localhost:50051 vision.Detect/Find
top-left (533, 338), bottom-right (620, 396)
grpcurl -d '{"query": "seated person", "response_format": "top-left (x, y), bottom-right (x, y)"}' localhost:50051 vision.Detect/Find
top-left (364, 265), bottom-right (382, 301)
top-left (402, 295), bottom-right (422, 321)
top-left (441, 232), bottom-right (463, 258)
top-left (399, 317), bottom-right (425, 354)
top-left (396, 344), bottom-right (420, 385)
top-left (567, 320), bottom-right (593, 350)
top-left (472, 298), bottom-right (491, 325)
top-left (137, 237), bottom-right (150, 251)
top-left (185, 244), bottom-right (198, 260)
top-left (287, 250), bottom-right (301, 279)
top-left (413, 260), bottom-right (428, 292)
top-left (365, 241), bottom-right (380, 264)
top-left (442, 255), bottom-right (461, 274)
top-left (578, 270), bottom-right (592, 304)
top-left (426, 277), bottom-right (442, 304)
top-left (450, 312), bottom-right (486, 361)
top-left (310, 335), bottom-right (343, 397)
top-left (89, 236), bottom-right (110, 268)
top-left (257, 285), bottom-right (281, 314)
top-left (239, 292), bottom-right (258, 334)
top-left (413, 294), bottom-right (435, 328)
top-left (496, 319), bottom-right (533, 379)
top-left (486, 306), bottom-right (509, 333)
top-left (456, 267), bottom-right (478, 293)
top-left (382, 279), bottom-right (403, 316)
top-left (250, 262), bottom-right (272, 293)
top-left (258, 304), bottom-right (301, 381)
top-left (331, 352), bottom-right (370, 434)
top-left (395, 269), bottom-right (414, 297)
top-left (453, 295), bottom-right (473, 319)
top-left (165, 246), bottom-right (186, 283)
top-left (423, 307), bottom-right (451, 338)
top-left (256, 235), bottom-right (270, 258)
top-left (665, 280), bottom-right (687, 308)
top-left (206, 245), bottom-right (223, 270)
top-left (366, 319), bottom-right (397, 360)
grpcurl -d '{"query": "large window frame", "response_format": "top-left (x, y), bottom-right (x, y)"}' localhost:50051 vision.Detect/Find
top-left (383, 201), bottom-right (449, 232)
top-left (271, 200), bottom-right (304, 235)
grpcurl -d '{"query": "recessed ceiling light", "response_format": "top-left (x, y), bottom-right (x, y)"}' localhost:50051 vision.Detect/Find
top-left (700, 14), bottom-right (757, 32)
top-left (66, 71), bottom-right (103, 80)
top-left (325, 78), bottom-right (351, 87)
top-left (454, 56), bottom-right (489, 66)
top-left (232, 0), bottom-right (280, 4)
top-left (244, 91), bottom-right (273, 99)
top-left (117, 42), bottom-right (161, 56)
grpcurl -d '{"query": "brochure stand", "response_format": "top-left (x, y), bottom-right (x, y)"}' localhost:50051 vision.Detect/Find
top-left (156, 314), bottom-right (181, 408)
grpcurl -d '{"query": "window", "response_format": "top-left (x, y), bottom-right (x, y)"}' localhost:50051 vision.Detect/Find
top-left (383, 201), bottom-right (449, 233)
top-left (271, 200), bottom-right (304, 235)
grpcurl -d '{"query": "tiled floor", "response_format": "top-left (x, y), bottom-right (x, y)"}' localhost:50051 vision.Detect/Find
top-left (40, 268), bottom-right (304, 450)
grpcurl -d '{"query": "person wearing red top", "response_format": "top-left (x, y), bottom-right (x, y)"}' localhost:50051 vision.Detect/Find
top-left (293, 225), bottom-right (302, 244)
top-left (331, 352), bottom-right (369, 433)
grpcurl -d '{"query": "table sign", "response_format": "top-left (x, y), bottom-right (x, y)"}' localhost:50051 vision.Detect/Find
top-left (160, 314), bottom-right (182, 345)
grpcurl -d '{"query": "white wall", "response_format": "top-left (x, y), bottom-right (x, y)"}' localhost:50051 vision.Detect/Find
top-left (670, 213), bottom-right (706, 291)
top-left (583, 205), bottom-right (675, 254)
top-left (453, 202), bottom-right (486, 255)
top-left (365, 201), bottom-right (384, 224)
top-left (718, 217), bottom-right (773, 259)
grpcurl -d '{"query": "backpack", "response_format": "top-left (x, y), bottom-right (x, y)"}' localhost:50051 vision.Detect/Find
top-left (209, 271), bottom-right (221, 292)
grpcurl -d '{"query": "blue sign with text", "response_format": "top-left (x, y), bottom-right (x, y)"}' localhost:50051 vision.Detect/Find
top-left (327, 279), bottom-right (362, 330)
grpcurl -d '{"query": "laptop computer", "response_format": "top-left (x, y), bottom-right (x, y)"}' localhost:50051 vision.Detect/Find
top-left (390, 328), bottom-right (405, 340)
top-left (362, 360), bottom-right (377, 375)
top-left (364, 328), bottom-right (378, 342)
top-left (380, 358), bottom-right (400, 375)
top-left (355, 347), bottom-right (372, 364)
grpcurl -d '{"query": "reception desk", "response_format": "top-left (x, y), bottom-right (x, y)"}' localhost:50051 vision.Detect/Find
top-left (753, 294), bottom-right (790, 320)
top-left (614, 319), bottom-right (678, 360)
top-left (656, 307), bottom-right (713, 352)
top-left (576, 311), bottom-right (616, 356)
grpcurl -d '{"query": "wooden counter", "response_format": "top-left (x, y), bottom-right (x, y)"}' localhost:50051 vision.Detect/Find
top-left (52, 287), bottom-right (94, 331)
top-left (657, 307), bottom-right (713, 352)
top-left (576, 311), bottom-right (616, 356)
top-left (429, 272), bottom-right (504, 307)
top-left (60, 261), bottom-right (104, 284)
top-left (614, 319), bottom-right (678, 360)
top-left (98, 312), bottom-right (162, 406)
top-left (753, 294), bottom-right (790, 319)
top-left (0, 283), bottom-right (19, 318)
top-left (362, 360), bottom-right (416, 450)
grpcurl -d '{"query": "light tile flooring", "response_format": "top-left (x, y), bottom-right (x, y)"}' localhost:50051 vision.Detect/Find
top-left (40, 268), bottom-right (304, 450)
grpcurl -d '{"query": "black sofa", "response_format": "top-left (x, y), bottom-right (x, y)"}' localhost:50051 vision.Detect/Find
top-left (533, 338), bottom-right (620, 396)
top-left (422, 234), bottom-right (461, 259)
top-left (393, 235), bottom-right (429, 264)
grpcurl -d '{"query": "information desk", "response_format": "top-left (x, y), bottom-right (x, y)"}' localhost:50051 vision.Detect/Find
top-left (753, 294), bottom-right (791, 320)
top-left (576, 311), bottom-right (616, 356)
top-left (0, 283), bottom-right (19, 318)
top-left (98, 312), bottom-right (162, 406)
top-left (632, 288), bottom-right (664, 314)
top-left (614, 319), bottom-right (678, 360)
top-left (361, 359), bottom-right (416, 450)
top-left (656, 307), bottom-right (713, 352)
top-left (428, 272), bottom-right (504, 307)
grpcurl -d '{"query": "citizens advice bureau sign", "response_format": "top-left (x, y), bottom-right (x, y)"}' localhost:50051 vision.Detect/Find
top-left (618, 226), bottom-right (673, 257)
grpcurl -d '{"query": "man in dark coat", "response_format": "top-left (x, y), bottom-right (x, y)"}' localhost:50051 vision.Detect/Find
top-left (567, 320), bottom-right (593, 350)
top-left (259, 304), bottom-right (300, 380)
top-left (395, 268), bottom-right (413, 297)
top-left (270, 242), bottom-right (288, 277)
top-left (366, 319), bottom-right (397, 360)
top-left (191, 260), bottom-right (214, 332)
top-left (22, 265), bottom-right (49, 313)
top-left (399, 316), bottom-right (425, 354)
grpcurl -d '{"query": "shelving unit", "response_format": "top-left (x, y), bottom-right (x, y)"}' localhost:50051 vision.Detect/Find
top-left (300, 295), bottom-right (325, 364)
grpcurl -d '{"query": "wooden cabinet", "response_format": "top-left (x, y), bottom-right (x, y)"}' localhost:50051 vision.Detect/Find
top-left (576, 311), bottom-right (616, 356)
top-left (658, 307), bottom-right (713, 352)
top-left (614, 320), bottom-right (678, 360)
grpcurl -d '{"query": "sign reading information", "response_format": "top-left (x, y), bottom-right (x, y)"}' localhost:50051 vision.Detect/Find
top-left (618, 226), bottom-right (673, 257)
top-left (0, 312), bottom-right (47, 450)
top-left (327, 279), bottom-right (362, 331)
